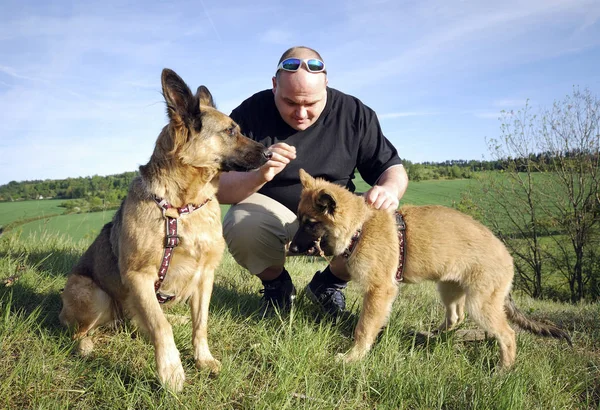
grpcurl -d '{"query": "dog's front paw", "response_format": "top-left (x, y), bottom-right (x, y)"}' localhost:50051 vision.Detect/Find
top-left (157, 357), bottom-right (185, 392)
top-left (337, 347), bottom-right (367, 363)
top-left (335, 352), bottom-right (347, 362)
top-left (196, 357), bottom-right (222, 375)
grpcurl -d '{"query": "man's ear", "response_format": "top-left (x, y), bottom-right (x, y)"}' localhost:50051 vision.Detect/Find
top-left (315, 190), bottom-right (336, 216)
top-left (272, 76), bottom-right (277, 94)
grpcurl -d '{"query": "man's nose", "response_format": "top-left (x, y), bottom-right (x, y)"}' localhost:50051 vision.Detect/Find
top-left (295, 106), bottom-right (307, 119)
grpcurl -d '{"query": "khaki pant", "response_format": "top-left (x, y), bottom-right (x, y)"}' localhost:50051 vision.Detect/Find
top-left (223, 193), bottom-right (299, 275)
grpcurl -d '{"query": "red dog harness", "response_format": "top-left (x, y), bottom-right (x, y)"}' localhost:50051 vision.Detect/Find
top-left (342, 210), bottom-right (407, 282)
top-left (153, 196), bottom-right (211, 303)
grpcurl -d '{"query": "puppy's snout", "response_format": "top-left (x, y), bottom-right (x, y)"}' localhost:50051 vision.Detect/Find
top-left (289, 242), bottom-right (300, 253)
top-left (263, 150), bottom-right (273, 160)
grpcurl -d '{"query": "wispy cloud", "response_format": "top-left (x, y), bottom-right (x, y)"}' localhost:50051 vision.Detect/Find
top-left (259, 29), bottom-right (293, 45)
top-left (472, 111), bottom-right (503, 120)
top-left (379, 111), bottom-right (438, 119)
top-left (0, 64), bottom-right (46, 83)
top-left (493, 99), bottom-right (528, 108)
top-left (332, 0), bottom-right (600, 91)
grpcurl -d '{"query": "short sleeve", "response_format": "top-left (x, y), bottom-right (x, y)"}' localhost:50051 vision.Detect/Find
top-left (356, 106), bottom-right (402, 186)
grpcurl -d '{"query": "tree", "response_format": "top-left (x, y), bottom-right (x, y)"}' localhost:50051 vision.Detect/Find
top-left (407, 163), bottom-right (424, 181)
top-left (539, 88), bottom-right (600, 301)
top-left (483, 88), bottom-right (600, 302)
top-left (482, 102), bottom-right (550, 298)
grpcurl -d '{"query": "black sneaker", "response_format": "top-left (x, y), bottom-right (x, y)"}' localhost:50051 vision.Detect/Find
top-left (259, 275), bottom-right (296, 317)
top-left (305, 271), bottom-right (346, 315)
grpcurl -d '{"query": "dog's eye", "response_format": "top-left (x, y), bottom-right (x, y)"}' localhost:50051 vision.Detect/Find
top-left (303, 220), bottom-right (317, 229)
top-left (226, 126), bottom-right (236, 136)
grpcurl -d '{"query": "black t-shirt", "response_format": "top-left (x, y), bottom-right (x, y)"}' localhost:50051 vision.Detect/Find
top-left (230, 87), bottom-right (402, 212)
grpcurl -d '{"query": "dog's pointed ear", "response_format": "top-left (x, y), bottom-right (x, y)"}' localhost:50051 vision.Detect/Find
top-left (161, 68), bottom-right (194, 124)
top-left (299, 169), bottom-right (316, 189)
top-left (316, 190), bottom-right (336, 216)
top-left (196, 85), bottom-right (216, 108)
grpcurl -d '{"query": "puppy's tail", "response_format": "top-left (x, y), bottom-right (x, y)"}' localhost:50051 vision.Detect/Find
top-left (504, 294), bottom-right (572, 346)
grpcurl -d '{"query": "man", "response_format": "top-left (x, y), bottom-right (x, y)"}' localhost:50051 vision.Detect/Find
top-left (217, 46), bottom-right (408, 316)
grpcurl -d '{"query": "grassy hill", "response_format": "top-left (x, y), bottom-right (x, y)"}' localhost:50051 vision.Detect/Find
top-left (0, 177), bottom-right (598, 408)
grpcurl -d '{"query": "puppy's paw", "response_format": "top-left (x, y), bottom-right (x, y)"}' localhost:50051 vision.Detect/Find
top-left (77, 337), bottom-right (95, 357)
top-left (196, 357), bottom-right (222, 375)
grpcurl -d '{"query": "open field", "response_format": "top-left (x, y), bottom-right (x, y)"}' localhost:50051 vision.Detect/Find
top-left (14, 205), bottom-right (232, 243)
top-left (18, 210), bottom-right (116, 243)
top-left (0, 199), bottom-right (65, 227)
top-left (0, 231), bottom-right (598, 409)
top-left (354, 177), bottom-right (473, 207)
top-left (2, 178), bottom-right (474, 242)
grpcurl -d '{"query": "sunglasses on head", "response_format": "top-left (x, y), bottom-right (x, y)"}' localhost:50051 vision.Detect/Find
top-left (276, 58), bottom-right (326, 73)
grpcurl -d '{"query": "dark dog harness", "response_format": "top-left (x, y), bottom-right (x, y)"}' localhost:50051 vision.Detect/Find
top-left (153, 196), bottom-right (211, 303)
top-left (341, 210), bottom-right (407, 282)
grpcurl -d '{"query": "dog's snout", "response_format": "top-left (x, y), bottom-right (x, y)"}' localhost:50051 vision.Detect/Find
top-left (263, 150), bottom-right (273, 160)
top-left (289, 243), bottom-right (299, 253)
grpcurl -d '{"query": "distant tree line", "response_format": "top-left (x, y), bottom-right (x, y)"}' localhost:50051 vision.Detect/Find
top-left (401, 158), bottom-right (498, 181)
top-left (0, 172), bottom-right (139, 207)
top-left (3, 153), bottom-right (596, 204)
top-left (0, 159), bottom-right (505, 204)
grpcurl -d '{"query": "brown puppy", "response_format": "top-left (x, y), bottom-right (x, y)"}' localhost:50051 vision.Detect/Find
top-left (290, 169), bottom-right (571, 368)
top-left (59, 69), bottom-right (271, 391)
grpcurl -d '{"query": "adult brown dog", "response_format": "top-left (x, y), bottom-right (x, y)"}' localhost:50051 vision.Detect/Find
top-left (59, 68), bottom-right (271, 391)
top-left (290, 169), bottom-right (571, 369)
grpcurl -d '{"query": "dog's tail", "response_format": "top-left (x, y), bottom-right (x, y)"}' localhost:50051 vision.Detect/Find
top-left (504, 294), bottom-right (572, 346)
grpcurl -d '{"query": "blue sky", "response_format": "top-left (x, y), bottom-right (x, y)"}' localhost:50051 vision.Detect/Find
top-left (1, 0), bottom-right (599, 185)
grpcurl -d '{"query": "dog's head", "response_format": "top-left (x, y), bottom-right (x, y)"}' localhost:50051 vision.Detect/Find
top-left (155, 68), bottom-right (271, 172)
top-left (289, 169), bottom-right (354, 257)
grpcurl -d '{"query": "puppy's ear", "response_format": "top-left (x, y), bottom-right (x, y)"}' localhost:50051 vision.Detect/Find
top-left (161, 69), bottom-right (194, 125)
top-left (196, 85), bottom-right (216, 108)
top-left (299, 169), bottom-right (315, 189)
top-left (315, 190), bottom-right (336, 216)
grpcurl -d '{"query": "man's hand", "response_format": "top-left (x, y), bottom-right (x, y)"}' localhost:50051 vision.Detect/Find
top-left (258, 142), bottom-right (296, 182)
top-left (362, 165), bottom-right (408, 212)
top-left (363, 185), bottom-right (400, 212)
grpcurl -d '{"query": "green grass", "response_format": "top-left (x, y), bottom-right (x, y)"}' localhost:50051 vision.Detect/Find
top-left (17, 210), bottom-right (117, 242)
top-left (11, 205), bottom-right (232, 243)
top-left (344, 177), bottom-right (473, 208)
top-left (0, 231), bottom-right (598, 409)
top-left (401, 179), bottom-right (475, 207)
top-left (0, 177), bottom-right (598, 407)
top-left (0, 199), bottom-right (65, 227)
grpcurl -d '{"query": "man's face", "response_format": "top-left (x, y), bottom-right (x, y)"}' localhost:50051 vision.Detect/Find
top-left (272, 70), bottom-right (327, 131)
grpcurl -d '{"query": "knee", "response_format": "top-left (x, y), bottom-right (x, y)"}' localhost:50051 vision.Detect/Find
top-left (223, 206), bottom-right (277, 252)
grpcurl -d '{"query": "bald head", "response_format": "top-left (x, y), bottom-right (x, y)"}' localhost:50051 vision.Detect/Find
top-left (272, 46), bottom-right (328, 131)
top-left (275, 46), bottom-right (327, 79)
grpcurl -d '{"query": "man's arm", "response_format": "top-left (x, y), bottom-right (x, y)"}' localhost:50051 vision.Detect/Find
top-left (216, 142), bottom-right (296, 204)
top-left (363, 164), bottom-right (408, 212)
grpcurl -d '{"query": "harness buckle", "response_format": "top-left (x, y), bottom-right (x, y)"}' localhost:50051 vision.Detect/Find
top-left (165, 234), bottom-right (180, 248)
